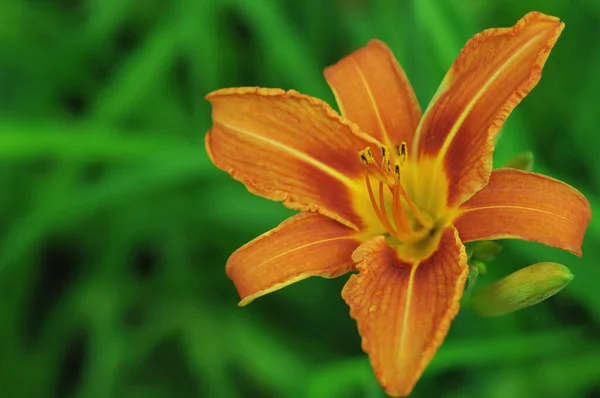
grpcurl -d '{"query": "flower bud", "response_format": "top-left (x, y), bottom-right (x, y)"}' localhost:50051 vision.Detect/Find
top-left (503, 152), bottom-right (534, 171)
top-left (471, 262), bottom-right (573, 317)
top-left (472, 241), bottom-right (502, 262)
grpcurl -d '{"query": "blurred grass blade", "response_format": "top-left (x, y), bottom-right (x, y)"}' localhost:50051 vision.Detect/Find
top-left (0, 153), bottom-right (211, 277)
top-left (413, 0), bottom-right (461, 67)
top-left (230, 0), bottom-right (326, 97)
top-left (91, 10), bottom-right (180, 123)
top-left (0, 121), bottom-right (200, 161)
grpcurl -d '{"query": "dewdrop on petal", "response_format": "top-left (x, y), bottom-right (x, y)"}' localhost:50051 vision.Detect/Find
top-left (472, 262), bottom-right (574, 317)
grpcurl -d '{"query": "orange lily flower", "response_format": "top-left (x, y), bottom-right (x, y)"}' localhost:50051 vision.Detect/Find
top-left (205, 12), bottom-right (591, 397)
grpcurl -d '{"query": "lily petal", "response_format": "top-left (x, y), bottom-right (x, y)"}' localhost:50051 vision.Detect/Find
top-left (413, 12), bottom-right (564, 207)
top-left (342, 227), bottom-right (468, 397)
top-left (206, 87), bottom-right (378, 230)
top-left (227, 212), bottom-right (361, 306)
top-left (324, 40), bottom-right (422, 147)
top-left (454, 169), bottom-right (591, 256)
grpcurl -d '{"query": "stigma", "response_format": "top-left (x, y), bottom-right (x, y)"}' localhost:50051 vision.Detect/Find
top-left (359, 143), bottom-right (434, 244)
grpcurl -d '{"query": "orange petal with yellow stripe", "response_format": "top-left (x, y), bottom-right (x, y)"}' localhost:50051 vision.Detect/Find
top-left (342, 227), bottom-right (468, 397)
top-left (454, 169), bottom-right (591, 256)
top-left (227, 212), bottom-right (361, 306)
top-left (206, 87), bottom-right (378, 230)
top-left (324, 40), bottom-right (422, 147)
top-left (413, 12), bottom-right (564, 207)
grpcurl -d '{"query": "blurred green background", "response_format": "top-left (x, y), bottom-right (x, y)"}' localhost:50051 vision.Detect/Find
top-left (1, 0), bottom-right (599, 397)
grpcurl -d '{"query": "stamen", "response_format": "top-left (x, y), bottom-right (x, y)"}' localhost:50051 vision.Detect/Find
top-left (396, 183), bottom-right (434, 229)
top-left (364, 175), bottom-right (383, 222)
top-left (359, 146), bottom-right (393, 185)
top-left (365, 166), bottom-right (390, 186)
top-left (391, 178), bottom-right (411, 236)
top-left (381, 147), bottom-right (392, 172)
top-left (378, 180), bottom-right (397, 235)
top-left (365, 174), bottom-right (396, 236)
top-left (359, 143), bottom-right (433, 240)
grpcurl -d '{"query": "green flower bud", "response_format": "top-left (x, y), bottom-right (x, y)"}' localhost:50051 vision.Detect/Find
top-left (472, 241), bottom-right (503, 262)
top-left (472, 262), bottom-right (573, 317)
top-left (503, 152), bottom-right (534, 171)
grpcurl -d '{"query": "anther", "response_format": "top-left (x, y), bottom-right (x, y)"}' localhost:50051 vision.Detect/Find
top-left (398, 142), bottom-right (407, 164)
top-left (381, 146), bottom-right (392, 172)
top-left (359, 147), bottom-right (375, 165)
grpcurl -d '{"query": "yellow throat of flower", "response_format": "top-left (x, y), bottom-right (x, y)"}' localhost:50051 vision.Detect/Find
top-left (359, 143), bottom-right (452, 262)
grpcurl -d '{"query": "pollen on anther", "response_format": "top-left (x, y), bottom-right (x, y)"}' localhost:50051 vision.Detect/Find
top-left (395, 142), bottom-right (407, 165)
top-left (359, 147), bottom-right (375, 165)
top-left (381, 147), bottom-right (392, 172)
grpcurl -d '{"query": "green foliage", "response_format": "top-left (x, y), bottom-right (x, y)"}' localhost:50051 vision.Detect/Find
top-left (471, 263), bottom-right (574, 318)
top-left (0, 0), bottom-right (599, 397)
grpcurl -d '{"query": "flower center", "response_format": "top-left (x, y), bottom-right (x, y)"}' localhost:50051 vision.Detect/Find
top-left (359, 143), bottom-right (435, 247)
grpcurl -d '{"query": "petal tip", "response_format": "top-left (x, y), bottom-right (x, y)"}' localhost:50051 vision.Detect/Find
top-left (366, 38), bottom-right (389, 50)
top-left (238, 297), bottom-right (253, 307)
top-left (521, 11), bottom-right (562, 26)
top-left (520, 11), bottom-right (565, 46)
